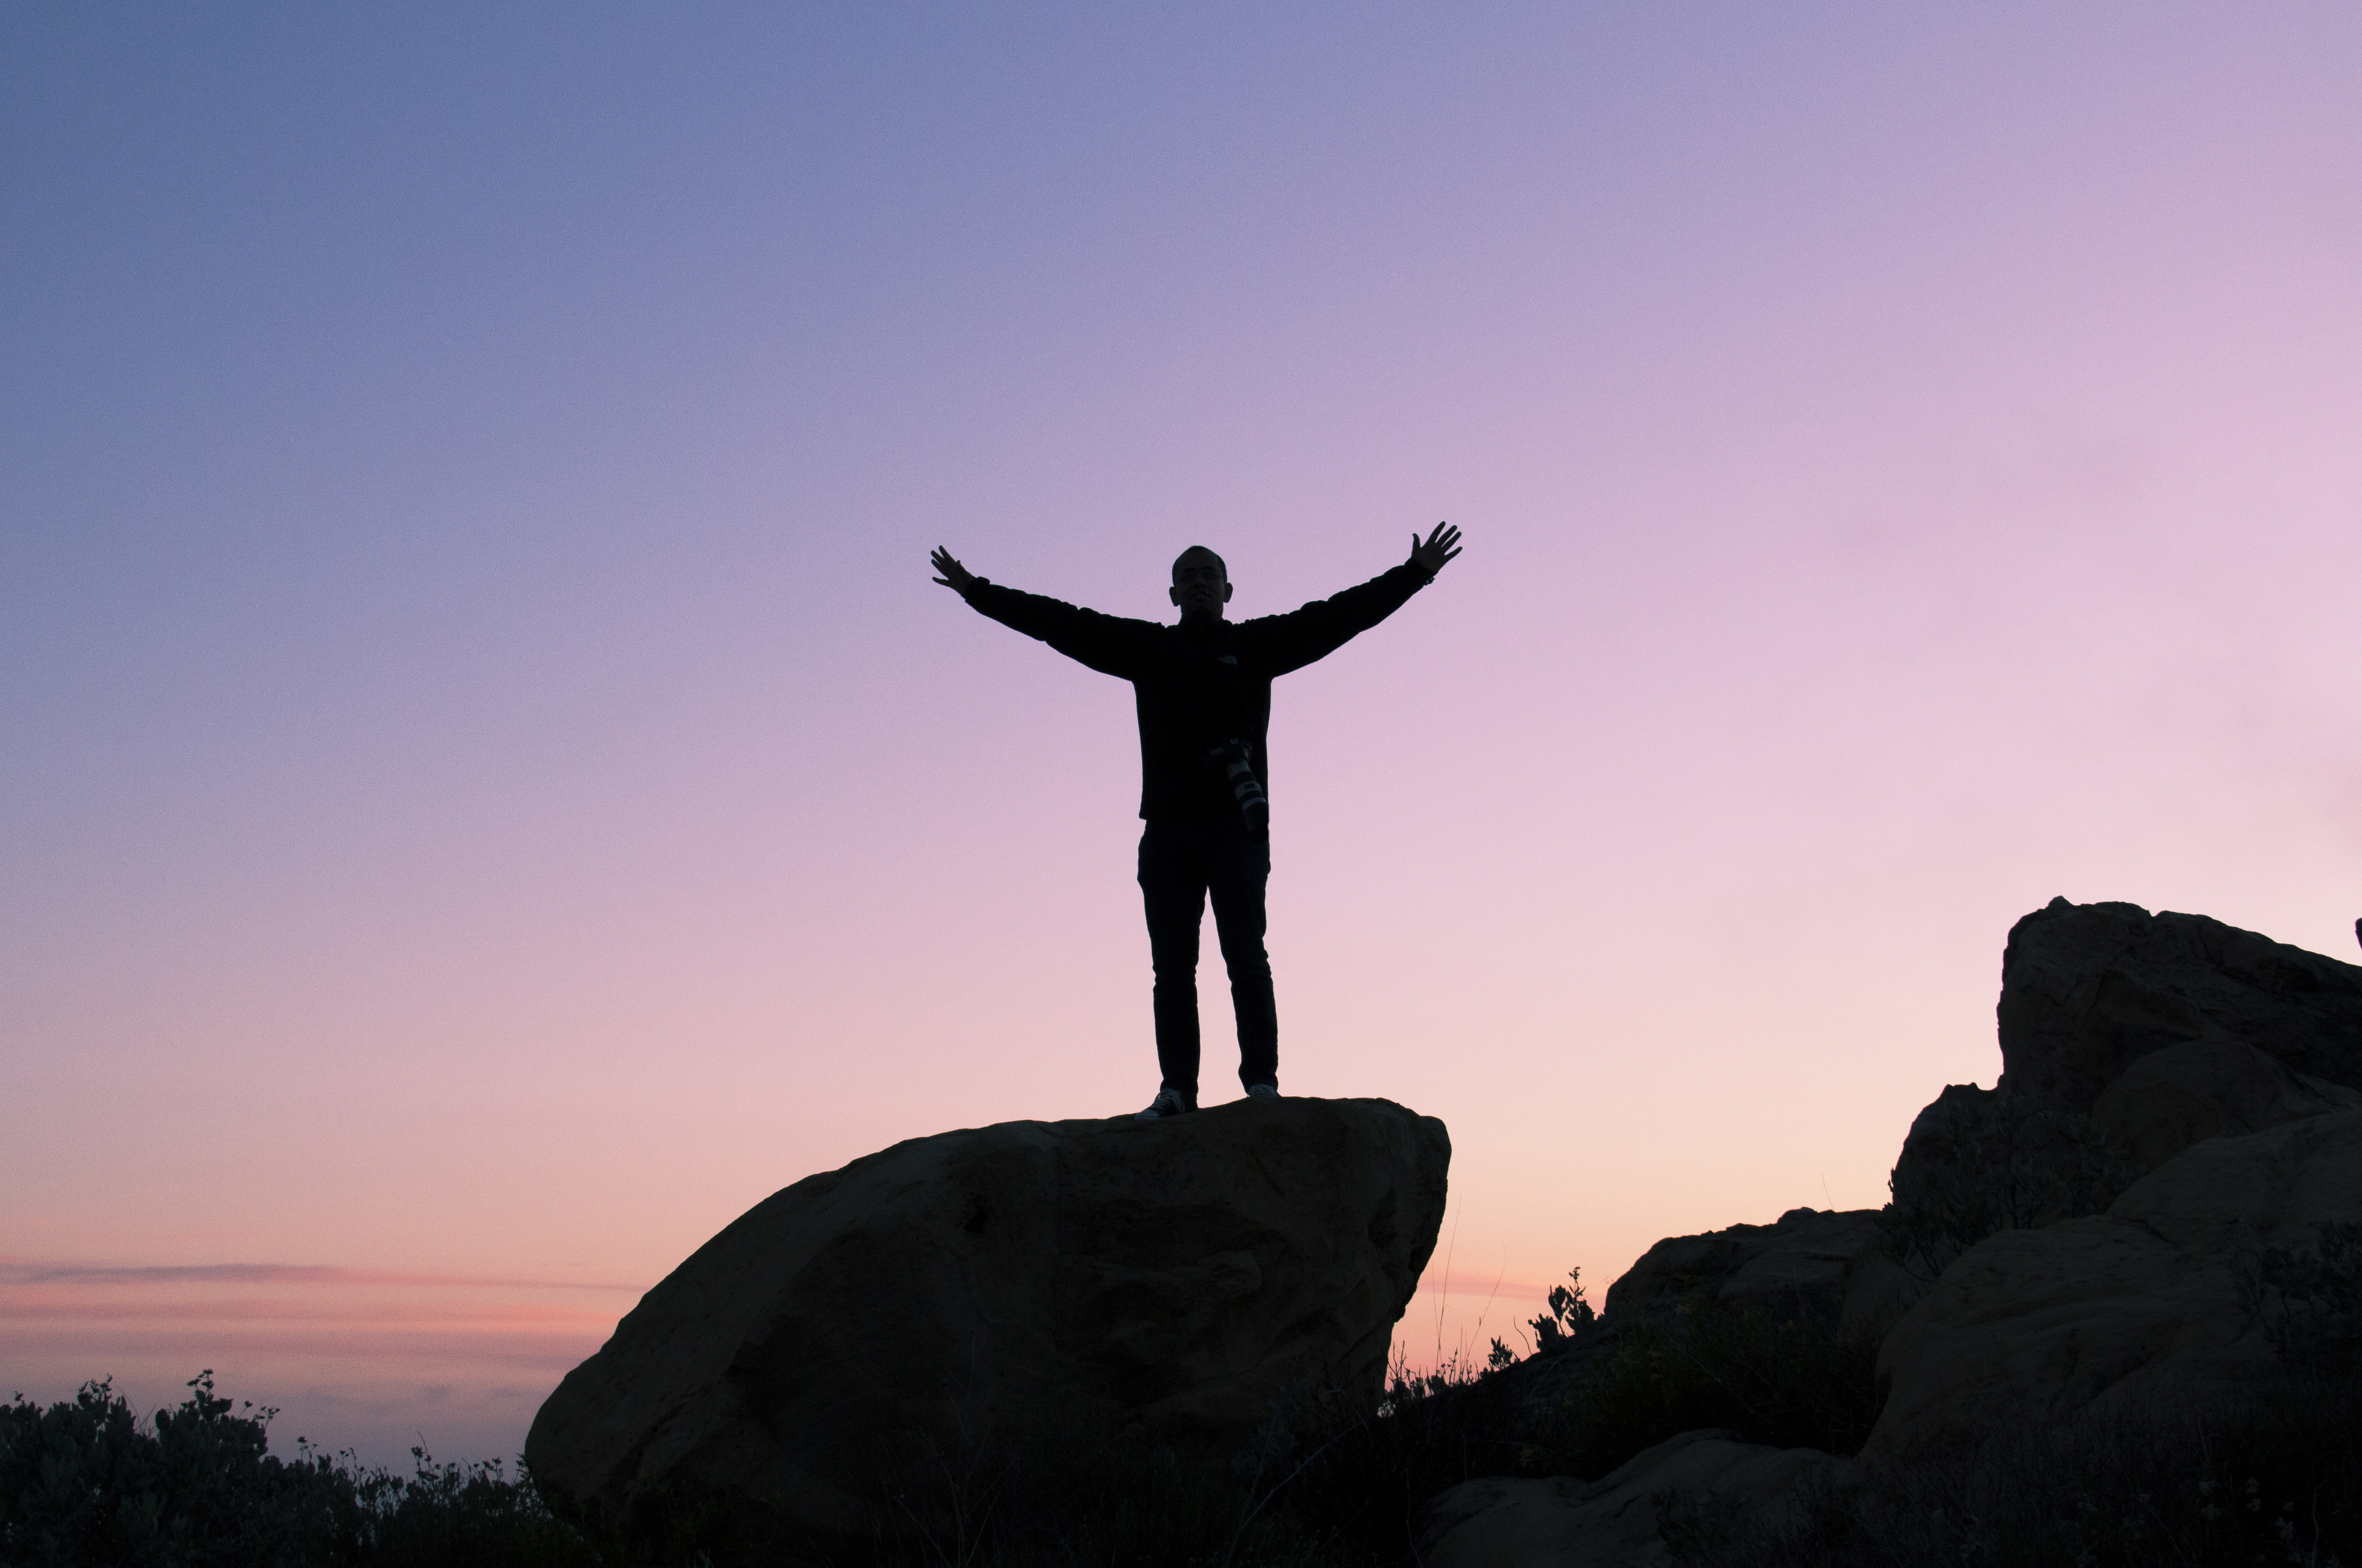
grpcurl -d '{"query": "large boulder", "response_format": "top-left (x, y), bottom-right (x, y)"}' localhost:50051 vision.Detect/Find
top-left (1417, 1430), bottom-right (1845, 1567)
top-left (1865, 1108), bottom-right (2362, 1458)
top-left (1602, 1206), bottom-right (1899, 1336)
top-left (525, 1097), bottom-right (1448, 1540)
top-left (1887, 901), bottom-right (2362, 1221)
top-left (1994, 898), bottom-right (2362, 1115)
top-left (1493, 1208), bottom-right (1911, 1443)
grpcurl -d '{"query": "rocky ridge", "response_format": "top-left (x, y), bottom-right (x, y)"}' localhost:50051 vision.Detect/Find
top-left (521, 898), bottom-right (2362, 1565)
top-left (1424, 898), bottom-right (2362, 1566)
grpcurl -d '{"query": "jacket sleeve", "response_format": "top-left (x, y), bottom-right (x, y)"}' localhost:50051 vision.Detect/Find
top-left (960, 580), bottom-right (1157, 680)
top-left (1248, 557), bottom-right (1435, 676)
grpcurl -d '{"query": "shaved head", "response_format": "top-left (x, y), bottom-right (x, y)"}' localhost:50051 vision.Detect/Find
top-left (1169, 545), bottom-right (1233, 624)
top-left (1171, 545), bottom-right (1227, 583)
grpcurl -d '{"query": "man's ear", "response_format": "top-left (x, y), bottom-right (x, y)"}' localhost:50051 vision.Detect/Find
top-left (1170, 585), bottom-right (1184, 606)
top-left (1222, 582), bottom-right (1234, 602)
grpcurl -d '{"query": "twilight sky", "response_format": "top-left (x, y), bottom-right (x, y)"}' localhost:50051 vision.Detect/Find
top-left (5, 4), bottom-right (2359, 1463)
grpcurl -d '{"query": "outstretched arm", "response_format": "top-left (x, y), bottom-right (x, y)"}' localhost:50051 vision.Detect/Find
top-left (927, 544), bottom-right (1155, 679)
top-left (1250, 523), bottom-right (1465, 676)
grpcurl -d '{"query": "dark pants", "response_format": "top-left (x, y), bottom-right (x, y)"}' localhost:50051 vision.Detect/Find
top-left (1137, 819), bottom-right (1275, 1100)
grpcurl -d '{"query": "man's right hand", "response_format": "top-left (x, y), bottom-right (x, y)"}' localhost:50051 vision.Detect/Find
top-left (1410, 521), bottom-right (1463, 577)
top-left (931, 546), bottom-right (979, 596)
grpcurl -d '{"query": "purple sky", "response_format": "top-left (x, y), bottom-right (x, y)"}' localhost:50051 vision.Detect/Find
top-left (6, 3), bottom-right (2359, 1462)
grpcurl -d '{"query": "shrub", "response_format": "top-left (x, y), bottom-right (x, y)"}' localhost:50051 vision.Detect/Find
top-left (1, 1373), bottom-right (370, 1566)
top-left (1518, 1268), bottom-right (1598, 1361)
top-left (1521, 1302), bottom-right (1886, 1480)
top-left (2236, 1218), bottom-right (2362, 1369)
top-left (0, 1373), bottom-right (601, 1568)
top-left (356, 1449), bottom-right (598, 1568)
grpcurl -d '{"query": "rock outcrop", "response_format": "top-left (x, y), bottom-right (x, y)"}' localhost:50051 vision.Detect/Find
top-left (1888, 899), bottom-right (2362, 1218)
top-left (2091, 1036), bottom-right (2361, 1171)
top-left (525, 1097), bottom-right (1448, 1540)
top-left (1451, 901), bottom-right (2362, 1560)
top-left (523, 901), bottom-right (2362, 1557)
top-left (1995, 898), bottom-right (2362, 1114)
top-left (1867, 1108), bottom-right (2362, 1457)
top-left (1418, 1430), bottom-right (1845, 1568)
top-left (1603, 1205), bottom-right (1906, 1338)
top-left (1493, 1205), bottom-right (1913, 1454)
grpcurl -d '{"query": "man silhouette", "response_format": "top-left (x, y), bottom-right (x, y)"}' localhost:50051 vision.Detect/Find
top-left (930, 524), bottom-right (1464, 1119)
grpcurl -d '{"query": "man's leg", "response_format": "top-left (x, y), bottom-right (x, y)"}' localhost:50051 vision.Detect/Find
top-left (1206, 829), bottom-right (1276, 1091)
top-left (1137, 824), bottom-right (1209, 1102)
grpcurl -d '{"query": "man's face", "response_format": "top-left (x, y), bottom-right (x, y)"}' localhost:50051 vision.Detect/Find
top-left (1170, 552), bottom-right (1233, 622)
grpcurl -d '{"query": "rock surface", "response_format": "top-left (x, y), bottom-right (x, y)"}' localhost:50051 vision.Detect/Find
top-left (1418, 1430), bottom-right (1845, 1568)
top-left (525, 1097), bottom-right (1448, 1539)
top-left (1603, 1205), bottom-right (1893, 1332)
top-left (1867, 1108), bottom-right (2362, 1457)
top-left (2091, 1036), bottom-right (2362, 1171)
top-left (1995, 898), bottom-right (2362, 1115)
top-left (1890, 898), bottom-right (2362, 1202)
top-left (1467, 902), bottom-right (2362, 1555)
top-left (1498, 1207), bottom-right (1913, 1434)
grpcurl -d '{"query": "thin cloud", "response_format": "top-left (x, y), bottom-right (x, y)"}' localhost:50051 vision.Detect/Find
top-left (0, 1258), bottom-right (642, 1292)
top-left (0, 1298), bottom-right (621, 1327)
top-left (5, 1323), bottom-right (601, 1371)
top-left (1413, 1268), bottom-right (1558, 1303)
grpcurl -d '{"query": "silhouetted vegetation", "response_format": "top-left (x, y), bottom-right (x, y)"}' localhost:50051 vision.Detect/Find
top-left (2237, 1218), bottom-right (2362, 1369)
top-left (1511, 1265), bottom-right (1598, 1361)
top-left (1, 1373), bottom-right (592, 1567)
top-left (1518, 1302), bottom-right (1887, 1479)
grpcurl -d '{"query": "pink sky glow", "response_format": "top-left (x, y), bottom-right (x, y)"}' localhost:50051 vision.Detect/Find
top-left (4, 4), bottom-right (2360, 1462)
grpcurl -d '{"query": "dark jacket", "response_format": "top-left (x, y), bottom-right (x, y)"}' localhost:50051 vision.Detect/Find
top-left (962, 557), bottom-right (1434, 823)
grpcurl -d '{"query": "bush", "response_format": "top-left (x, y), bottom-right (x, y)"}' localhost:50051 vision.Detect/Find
top-left (2237, 1218), bottom-right (2362, 1369)
top-left (2, 1373), bottom-right (366, 1566)
top-left (1517, 1268), bottom-right (1598, 1361)
top-left (1520, 1301), bottom-right (1886, 1481)
top-left (1, 1373), bottom-right (599, 1568)
top-left (354, 1449), bottom-right (597, 1568)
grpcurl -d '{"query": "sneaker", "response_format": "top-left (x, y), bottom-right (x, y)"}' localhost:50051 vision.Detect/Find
top-left (1244, 1082), bottom-right (1279, 1100)
top-left (1135, 1087), bottom-right (1194, 1120)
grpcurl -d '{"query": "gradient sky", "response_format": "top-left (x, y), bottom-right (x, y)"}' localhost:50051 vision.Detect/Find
top-left (6, 3), bottom-right (2360, 1464)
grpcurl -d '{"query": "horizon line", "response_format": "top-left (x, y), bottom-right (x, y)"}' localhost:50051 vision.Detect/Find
top-left (0, 1258), bottom-right (646, 1293)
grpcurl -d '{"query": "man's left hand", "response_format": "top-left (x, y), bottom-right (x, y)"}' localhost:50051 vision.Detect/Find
top-left (930, 545), bottom-right (981, 595)
top-left (1412, 522), bottom-right (1463, 576)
